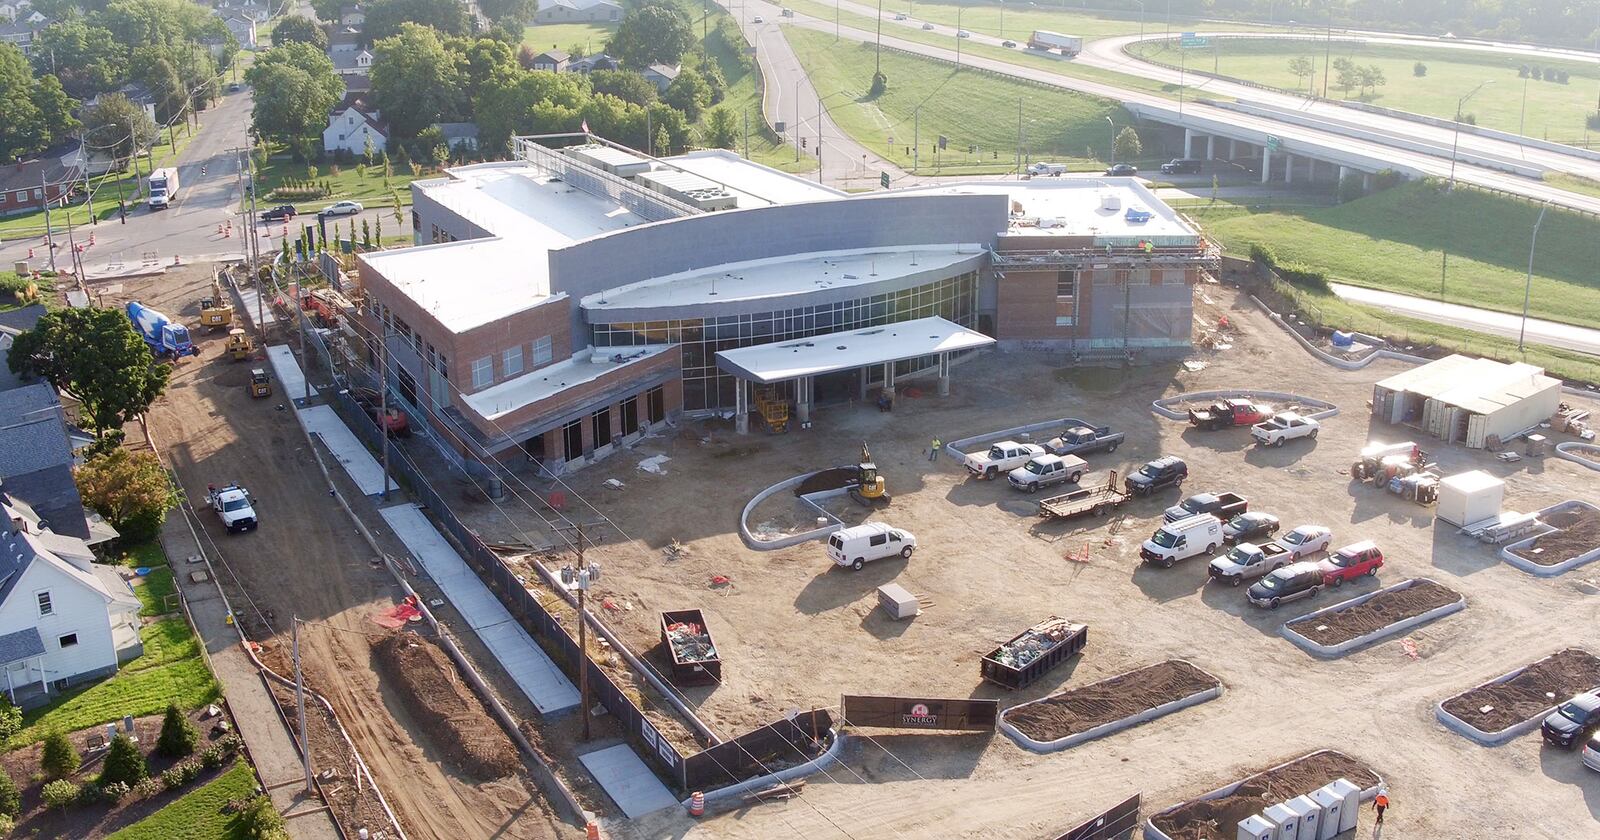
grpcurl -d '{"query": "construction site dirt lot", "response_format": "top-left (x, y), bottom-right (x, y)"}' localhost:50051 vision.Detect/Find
top-left (1440, 648), bottom-right (1600, 734)
top-left (1286, 579), bottom-right (1463, 646)
top-left (443, 282), bottom-right (1600, 839)
top-left (1149, 750), bottom-right (1381, 840)
top-left (118, 267), bottom-right (569, 840)
top-left (1003, 659), bottom-right (1220, 742)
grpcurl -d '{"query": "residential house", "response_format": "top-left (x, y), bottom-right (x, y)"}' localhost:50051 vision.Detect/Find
top-left (331, 47), bottom-right (374, 76)
top-left (0, 158), bottom-right (79, 218)
top-left (86, 83), bottom-right (159, 125)
top-left (0, 382), bottom-right (91, 540)
top-left (530, 49), bottom-right (568, 72)
top-left (642, 63), bottom-right (680, 92)
top-left (323, 93), bottom-right (388, 155)
top-left (224, 15), bottom-right (257, 49)
top-left (0, 305), bottom-right (46, 393)
top-left (339, 4), bottom-right (365, 26)
top-left (533, 0), bottom-right (621, 24)
top-left (435, 122), bottom-right (479, 155)
top-left (0, 1), bottom-right (31, 22)
top-left (214, 0), bottom-right (269, 23)
top-left (0, 16), bottom-right (44, 54)
top-left (0, 493), bottom-right (141, 708)
top-left (329, 26), bottom-right (363, 50)
top-left (566, 53), bottom-right (619, 74)
top-left (342, 73), bottom-right (372, 94)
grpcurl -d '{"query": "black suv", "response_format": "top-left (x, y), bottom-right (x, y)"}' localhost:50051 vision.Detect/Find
top-left (1125, 456), bottom-right (1187, 496)
top-left (1160, 158), bottom-right (1202, 174)
top-left (260, 204), bottom-right (298, 222)
top-left (1542, 691), bottom-right (1600, 748)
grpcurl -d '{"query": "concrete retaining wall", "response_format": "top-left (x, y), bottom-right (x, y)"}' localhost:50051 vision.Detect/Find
top-left (1151, 389), bottom-right (1338, 421)
top-left (1001, 676), bottom-right (1222, 754)
top-left (687, 730), bottom-right (847, 805)
top-left (739, 473), bottom-right (846, 551)
top-left (1280, 578), bottom-right (1465, 658)
top-left (944, 417), bottom-right (1099, 460)
top-left (1555, 442), bottom-right (1600, 472)
top-left (1500, 500), bottom-right (1600, 576)
top-left (1433, 648), bottom-right (1591, 746)
top-left (1143, 750), bottom-right (1383, 840)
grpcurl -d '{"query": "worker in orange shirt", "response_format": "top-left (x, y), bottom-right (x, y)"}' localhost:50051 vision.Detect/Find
top-left (1373, 789), bottom-right (1390, 826)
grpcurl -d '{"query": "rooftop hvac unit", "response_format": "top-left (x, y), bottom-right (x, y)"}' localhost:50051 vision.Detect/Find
top-left (1100, 193), bottom-right (1121, 211)
top-left (1237, 814), bottom-right (1276, 840)
top-left (1324, 780), bottom-right (1361, 832)
top-left (1038, 217), bottom-right (1065, 229)
top-left (1284, 795), bottom-right (1321, 840)
top-left (1261, 803), bottom-right (1298, 839)
top-left (1310, 788), bottom-right (1343, 839)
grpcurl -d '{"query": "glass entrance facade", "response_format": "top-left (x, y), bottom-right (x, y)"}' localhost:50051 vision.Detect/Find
top-left (590, 271), bottom-right (979, 412)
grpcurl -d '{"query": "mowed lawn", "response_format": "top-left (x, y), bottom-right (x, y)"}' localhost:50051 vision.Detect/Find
top-left (783, 26), bottom-right (1133, 173)
top-left (521, 21), bottom-right (617, 56)
top-left (107, 760), bottom-right (260, 840)
top-left (1130, 38), bottom-right (1600, 140)
top-left (1196, 180), bottom-right (1600, 328)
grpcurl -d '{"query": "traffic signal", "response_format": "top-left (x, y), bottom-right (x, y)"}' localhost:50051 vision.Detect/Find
top-left (801, 137), bottom-right (807, 149)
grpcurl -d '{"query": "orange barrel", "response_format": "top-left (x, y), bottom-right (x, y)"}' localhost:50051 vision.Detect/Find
top-left (688, 791), bottom-right (705, 817)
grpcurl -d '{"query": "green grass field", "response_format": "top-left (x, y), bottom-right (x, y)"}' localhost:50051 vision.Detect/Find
top-left (1129, 38), bottom-right (1600, 141)
top-left (1192, 179), bottom-right (1600, 329)
top-left (520, 21), bottom-right (618, 57)
top-left (254, 152), bottom-right (428, 214)
top-left (107, 760), bottom-right (260, 840)
top-left (134, 567), bottom-right (178, 617)
top-left (783, 26), bottom-right (1135, 174)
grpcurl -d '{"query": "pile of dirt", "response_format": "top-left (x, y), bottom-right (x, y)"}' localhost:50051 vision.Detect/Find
top-left (1511, 507), bottom-right (1600, 566)
top-left (372, 631), bottom-right (519, 780)
top-left (1004, 660), bottom-right (1219, 741)
top-left (1151, 750), bottom-right (1381, 840)
top-left (1287, 579), bottom-right (1460, 645)
top-left (1441, 648), bottom-right (1600, 733)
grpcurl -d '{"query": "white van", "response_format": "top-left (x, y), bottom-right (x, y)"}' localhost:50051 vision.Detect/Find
top-left (1139, 514), bottom-right (1223, 568)
top-left (826, 523), bottom-right (917, 571)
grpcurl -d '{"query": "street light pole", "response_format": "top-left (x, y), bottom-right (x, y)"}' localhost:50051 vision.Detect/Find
top-left (1441, 80), bottom-right (1493, 301)
top-left (1519, 202), bottom-right (1548, 352)
top-left (1106, 116), bottom-right (1115, 165)
top-left (875, 0), bottom-right (884, 78)
top-left (957, 5), bottom-right (964, 68)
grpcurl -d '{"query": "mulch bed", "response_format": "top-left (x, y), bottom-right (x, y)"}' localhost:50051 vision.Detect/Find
top-left (1510, 507), bottom-right (1600, 566)
top-left (1286, 579), bottom-right (1460, 646)
top-left (1151, 750), bottom-right (1380, 840)
top-left (372, 630), bottom-right (519, 780)
top-left (1440, 648), bottom-right (1600, 733)
top-left (1004, 660), bottom-right (1219, 741)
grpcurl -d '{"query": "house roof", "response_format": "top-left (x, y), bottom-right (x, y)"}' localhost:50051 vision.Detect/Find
top-left (0, 528), bottom-right (130, 613)
top-left (330, 49), bottom-right (372, 72)
top-left (435, 122), bottom-right (479, 143)
top-left (0, 383), bottom-right (69, 476)
top-left (0, 157), bottom-right (79, 194)
top-left (534, 49), bottom-right (569, 63)
top-left (342, 73), bottom-right (371, 93)
top-left (646, 63), bottom-right (681, 81)
top-left (0, 628), bottom-right (44, 667)
top-left (0, 303), bottom-right (45, 334)
top-left (329, 93), bottom-right (388, 136)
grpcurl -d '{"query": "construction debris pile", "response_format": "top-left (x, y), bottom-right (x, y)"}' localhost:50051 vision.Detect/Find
top-left (992, 618), bottom-right (1077, 671)
top-left (665, 621), bottom-right (718, 663)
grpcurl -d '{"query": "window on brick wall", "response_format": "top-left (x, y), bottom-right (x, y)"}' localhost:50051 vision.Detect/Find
top-left (438, 354), bottom-right (449, 380)
top-left (532, 335), bottom-right (553, 366)
top-left (471, 356), bottom-right (493, 388)
top-left (1056, 270), bottom-right (1076, 298)
top-left (503, 345), bottom-right (523, 376)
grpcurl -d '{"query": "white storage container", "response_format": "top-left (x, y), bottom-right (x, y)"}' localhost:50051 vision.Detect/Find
top-left (1326, 779), bottom-right (1361, 832)
top-left (1310, 787), bottom-right (1343, 839)
top-left (1436, 470), bottom-right (1504, 527)
top-left (1238, 814), bottom-right (1276, 840)
top-left (1262, 802), bottom-right (1299, 838)
top-left (876, 583), bottom-right (920, 620)
top-left (1285, 795), bottom-right (1321, 840)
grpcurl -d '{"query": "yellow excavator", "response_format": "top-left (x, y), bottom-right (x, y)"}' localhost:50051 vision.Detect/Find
top-left (199, 277), bottom-right (234, 331)
top-left (849, 443), bottom-right (891, 507)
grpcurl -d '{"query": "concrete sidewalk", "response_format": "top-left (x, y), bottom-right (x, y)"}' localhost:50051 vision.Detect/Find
top-left (158, 513), bottom-right (342, 840)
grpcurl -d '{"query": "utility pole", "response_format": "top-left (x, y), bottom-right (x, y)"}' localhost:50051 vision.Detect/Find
top-left (743, 108), bottom-right (750, 159)
top-left (913, 109), bottom-right (919, 174)
top-left (41, 173), bottom-right (56, 272)
top-left (1015, 97), bottom-right (1022, 177)
top-left (556, 523), bottom-right (602, 741)
top-left (292, 617), bottom-right (314, 794)
top-left (1519, 202), bottom-right (1548, 352)
top-left (1322, 3), bottom-right (1332, 99)
top-left (874, 0), bottom-right (884, 78)
top-left (379, 331), bottom-right (392, 498)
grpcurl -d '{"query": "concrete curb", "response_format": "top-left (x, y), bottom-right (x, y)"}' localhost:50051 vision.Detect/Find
top-left (1150, 389), bottom-right (1338, 422)
top-left (1143, 750), bottom-right (1383, 840)
top-left (739, 472), bottom-right (847, 551)
top-left (1280, 578), bottom-right (1465, 658)
top-left (944, 417), bottom-right (1101, 460)
top-left (1434, 648), bottom-right (1590, 746)
top-left (1555, 442), bottom-right (1600, 473)
top-left (1500, 500), bottom-right (1600, 576)
top-left (684, 729), bottom-right (847, 806)
top-left (1001, 681), bottom-right (1222, 754)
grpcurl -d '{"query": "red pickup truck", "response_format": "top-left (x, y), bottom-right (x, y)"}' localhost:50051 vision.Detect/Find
top-left (1317, 540), bottom-right (1383, 586)
top-left (1188, 398), bottom-right (1272, 431)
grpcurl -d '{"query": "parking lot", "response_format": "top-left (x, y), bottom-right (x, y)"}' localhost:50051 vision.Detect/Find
top-left (443, 283), bottom-right (1600, 838)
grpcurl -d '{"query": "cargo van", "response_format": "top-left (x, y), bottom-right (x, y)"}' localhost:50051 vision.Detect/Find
top-left (1140, 514), bottom-right (1222, 568)
top-left (826, 523), bottom-right (916, 571)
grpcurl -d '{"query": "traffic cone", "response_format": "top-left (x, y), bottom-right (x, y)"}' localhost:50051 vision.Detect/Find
top-left (173, 254), bottom-right (181, 266)
top-left (217, 224), bottom-right (223, 236)
top-left (688, 791), bottom-right (705, 817)
top-left (88, 233), bottom-right (95, 246)
top-left (27, 247), bottom-right (33, 259)
top-left (585, 822), bottom-right (601, 839)
top-left (225, 226), bottom-right (231, 237)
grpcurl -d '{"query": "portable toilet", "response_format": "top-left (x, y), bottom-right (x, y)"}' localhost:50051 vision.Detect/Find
top-left (1285, 795), bottom-right (1321, 840)
top-left (1310, 787), bottom-right (1343, 839)
top-left (1326, 779), bottom-right (1362, 832)
top-left (1262, 802), bottom-right (1299, 839)
top-left (1238, 814), bottom-right (1276, 840)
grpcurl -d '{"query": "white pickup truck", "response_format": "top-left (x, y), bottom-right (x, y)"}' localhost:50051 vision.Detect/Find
top-left (1251, 411), bottom-right (1320, 447)
top-left (1007, 453), bottom-right (1088, 493)
top-left (965, 440), bottom-right (1046, 480)
top-left (1206, 541), bottom-right (1291, 586)
top-left (207, 484), bottom-right (258, 533)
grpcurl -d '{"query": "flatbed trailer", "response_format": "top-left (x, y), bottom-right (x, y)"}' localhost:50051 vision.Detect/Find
top-left (1038, 471), bottom-right (1128, 520)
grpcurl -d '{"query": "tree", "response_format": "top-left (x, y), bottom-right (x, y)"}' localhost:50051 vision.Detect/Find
top-left (1332, 57), bottom-right (1359, 97)
top-left (371, 23), bottom-right (465, 139)
top-left (309, 0), bottom-right (344, 22)
top-left (98, 734), bottom-right (148, 788)
top-left (702, 106), bottom-right (737, 149)
top-left (41, 732), bottom-right (81, 780)
top-left (244, 43), bottom-right (342, 141)
top-left (0, 697), bottom-right (19, 743)
top-left (239, 795), bottom-right (290, 840)
top-left (473, 69), bottom-right (589, 152)
top-left (0, 767), bottom-right (15, 819)
top-left (1356, 64), bottom-right (1386, 96)
top-left (589, 69), bottom-right (658, 107)
top-left (31, 18), bottom-right (127, 100)
top-left (364, 0), bottom-right (470, 42)
top-left (8, 307), bottom-right (170, 445)
top-left (273, 14), bottom-right (328, 51)
top-left (1337, 171), bottom-right (1365, 203)
top-left (662, 66), bottom-right (711, 122)
top-left (607, 2), bottom-right (694, 68)
top-left (478, 0), bottom-right (537, 28)
top-left (449, 36), bottom-right (518, 100)
top-left (40, 780), bottom-right (78, 810)
top-left (75, 449), bottom-right (177, 542)
top-left (1413, 61), bottom-right (1427, 77)
top-left (0, 44), bottom-right (44, 162)
top-left (31, 74), bottom-right (80, 148)
top-left (1113, 125), bottom-right (1141, 161)
top-left (157, 703), bottom-right (199, 758)
top-left (1286, 56), bottom-right (1314, 91)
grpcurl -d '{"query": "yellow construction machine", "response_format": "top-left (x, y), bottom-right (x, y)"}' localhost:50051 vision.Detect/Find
top-left (248, 368), bottom-right (272, 398)
top-left (199, 277), bottom-right (234, 331)
top-left (224, 328), bottom-right (254, 361)
top-left (850, 443), bottom-right (891, 507)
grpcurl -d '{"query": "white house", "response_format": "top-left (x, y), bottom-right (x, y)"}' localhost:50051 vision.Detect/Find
top-left (0, 498), bottom-right (141, 708)
top-left (534, 0), bottom-right (621, 24)
top-left (0, 1), bottom-right (31, 22)
top-left (224, 15), bottom-right (257, 50)
top-left (642, 63), bottom-right (680, 92)
top-left (339, 4), bottom-right (365, 26)
top-left (331, 47), bottom-right (374, 76)
top-left (323, 94), bottom-right (388, 155)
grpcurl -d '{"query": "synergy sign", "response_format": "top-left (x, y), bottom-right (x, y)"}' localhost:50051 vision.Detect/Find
top-left (903, 703), bottom-right (940, 727)
top-left (841, 695), bottom-right (998, 732)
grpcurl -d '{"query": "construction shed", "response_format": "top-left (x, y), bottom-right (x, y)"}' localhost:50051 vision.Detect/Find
top-left (1371, 355), bottom-right (1562, 449)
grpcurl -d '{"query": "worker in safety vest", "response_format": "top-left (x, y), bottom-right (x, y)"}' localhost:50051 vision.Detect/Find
top-left (1373, 790), bottom-right (1390, 825)
top-left (929, 438), bottom-right (942, 462)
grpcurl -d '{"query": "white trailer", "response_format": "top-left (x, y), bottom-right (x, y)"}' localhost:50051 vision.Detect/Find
top-left (148, 167), bottom-right (181, 209)
top-left (1028, 30), bottom-right (1083, 56)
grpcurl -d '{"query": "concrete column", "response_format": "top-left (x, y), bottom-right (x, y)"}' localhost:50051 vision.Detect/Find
top-left (1362, 173), bottom-right (1371, 192)
top-left (1228, 138), bottom-right (1237, 158)
top-left (937, 353), bottom-right (951, 397)
top-left (1183, 128), bottom-right (1194, 158)
top-left (1338, 165), bottom-right (1350, 183)
top-left (1306, 158), bottom-right (1316, 182)
top-left (1284, 154), bottom-right (1293, 184)
top-left (1261, 148), bottom-right (1272, 183)
top-left (796, 376), bottom-right (811, 424)
top-left (1205, 135), bottom-right (1215, 160)
top-left (882, 362), bottom-right (896, 400)
top-left (735, 378), bottom-right (748, 435)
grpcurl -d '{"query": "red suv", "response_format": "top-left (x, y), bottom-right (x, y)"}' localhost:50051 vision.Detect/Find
top-left (1318, 540), bottom-right (1383, 586)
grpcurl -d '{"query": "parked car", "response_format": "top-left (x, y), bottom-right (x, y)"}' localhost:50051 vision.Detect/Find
top-left (922, 22), bottom-right (935, 29)
top-left (319, 200), bottom-right (363, 217)
top-left (957, 29), bottom-right (971, 37)
top-left (1027, 161), bottom-right (1068, 176)
top-left (228, 82), bottom-right (242, 92)
top-left (1141, 514), bottom-right (1222, 568)
top-left (1278, 525), bottom-right (1333, 559)
top-left (1318, 540), bottom-right (1383, 586)
top-left (1160, 158), bottom-right (1202, 174)
top-left (1043, 425), bottom-right (1123, 457)
top-left (1105, 163), bottom-right (1138, 176)
top-left (1584, 731), bottom-right (1600, 772)
top-left (1189, 398), bottom-right (1272, 431)
top-left (1542, 691), bottom-right (1600, 748)
top-left (1251, 411), bottom-right (1320, 447)
top-left (964, 440), bottom-right (1047, 480)
top-left (1208, 541), bottom-right (1291, 586)
top-left (893, 13), bottom-right (907, 20)
top-left (260, 204), bottom-right (298, 222)
top-left (1008, 453), bottom-right (1087, 493)
top-left (1223, 511), bottom-right (1280, 545)
top-left (826, 523), bottom-right (916, 571)
top-left (1164, 491), bottom-right (1247, 525)
top-left (1247, 561), bottom-right (1324, 608)
top-left (1002, 39), bottom-right (1018, 47)
top-left (1125, 456), bottom-right (1187, 496)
